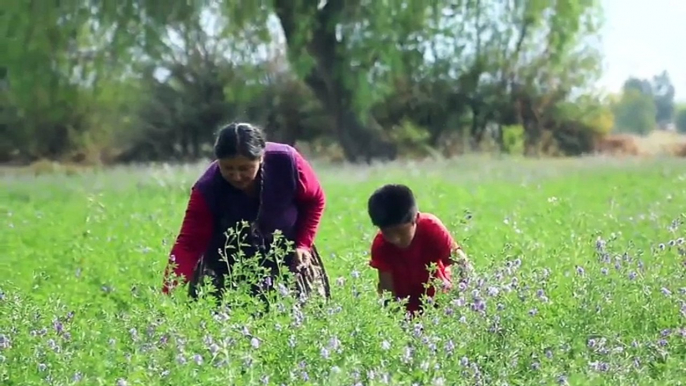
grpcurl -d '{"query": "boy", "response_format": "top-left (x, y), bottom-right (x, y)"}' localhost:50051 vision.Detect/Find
top-left (367, 184), bottom-right (472, 314)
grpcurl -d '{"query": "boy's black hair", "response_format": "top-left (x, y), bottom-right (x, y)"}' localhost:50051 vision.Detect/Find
top-left (367, 184), bottom-right (418, 228)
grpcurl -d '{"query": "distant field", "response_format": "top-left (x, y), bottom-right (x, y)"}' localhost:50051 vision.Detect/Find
top-left (2, 156), bottom-right (685, 385)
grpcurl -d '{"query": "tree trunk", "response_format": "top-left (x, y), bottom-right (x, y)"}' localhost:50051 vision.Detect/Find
top-left (274, 0), bottom-right (396, 163)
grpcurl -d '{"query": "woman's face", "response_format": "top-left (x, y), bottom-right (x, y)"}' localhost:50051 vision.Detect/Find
top-left (218, 155), bottom-right (262, 190)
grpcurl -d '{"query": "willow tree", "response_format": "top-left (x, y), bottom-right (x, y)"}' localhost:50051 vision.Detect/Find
top-left (100, 0), bottom-right (456, 162)
top-left (2, 0), bottom-right (606, 162)
top-left (0, 1), bottom-right (144, 160)
top-left (225, 0), bottom-right (604, 160)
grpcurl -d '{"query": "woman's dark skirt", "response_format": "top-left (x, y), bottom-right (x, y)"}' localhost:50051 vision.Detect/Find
top-left (187, 245), bottom-right (331, 304)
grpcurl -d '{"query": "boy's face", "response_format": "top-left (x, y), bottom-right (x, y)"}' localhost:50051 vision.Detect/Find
top-left (380, 218), bottom-right (417, 248)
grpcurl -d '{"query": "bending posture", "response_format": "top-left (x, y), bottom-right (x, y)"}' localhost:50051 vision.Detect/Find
top-left (367, 184), bottom-right (472, 315)
top-left (162, 122), bottom-right (330, 301)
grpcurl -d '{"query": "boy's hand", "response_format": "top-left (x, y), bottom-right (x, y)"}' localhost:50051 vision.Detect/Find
top-left (452, 248), bottom-right (474, 279)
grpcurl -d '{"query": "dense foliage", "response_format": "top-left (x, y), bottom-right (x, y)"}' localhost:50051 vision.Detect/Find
top-left (2, 0), bottom-right (623, 164)
top-left (2, 158), bottom-right (686, 384)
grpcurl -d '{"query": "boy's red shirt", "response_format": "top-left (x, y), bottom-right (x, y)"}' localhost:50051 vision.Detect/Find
top-left (369, 212), bottom-right (459, 313)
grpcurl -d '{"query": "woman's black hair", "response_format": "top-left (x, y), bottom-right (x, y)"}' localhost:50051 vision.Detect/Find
top-left (214, 122), bottom-right (266, 160)
top-left (368, 184), bottom-right (418, 229)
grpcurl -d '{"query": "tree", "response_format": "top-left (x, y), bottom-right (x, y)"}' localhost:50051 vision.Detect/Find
top-left (651, 71), bottom-right (676, 125)
top-left (623, 77), bottom-right (652, 95)
top-left (676, 106), bottom-right (686, 134)
top-left (619, 72), bottom-right (675, 128)
top-left (113, 0), bottom-right (605, 162)
top-left (613, 88), bottom-right (656, 135)
top-left (0, 0), bottom-right (608, 163)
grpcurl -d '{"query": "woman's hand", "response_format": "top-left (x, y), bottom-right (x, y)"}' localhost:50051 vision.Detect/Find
top-left (292, 247), bottom-right (312, 271)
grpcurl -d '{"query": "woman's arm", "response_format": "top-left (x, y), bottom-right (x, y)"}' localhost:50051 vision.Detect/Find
top-left (162, 188), bottom-right (214, 294)
top-left (292, 150), bottom-right (326, 250)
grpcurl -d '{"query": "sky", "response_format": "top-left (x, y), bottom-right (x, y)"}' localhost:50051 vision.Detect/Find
top-left (598, 0), bottom-right (686, 101)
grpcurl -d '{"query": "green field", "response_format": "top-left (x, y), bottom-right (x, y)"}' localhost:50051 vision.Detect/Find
top-left (2, 156), bottom-right (686, 385)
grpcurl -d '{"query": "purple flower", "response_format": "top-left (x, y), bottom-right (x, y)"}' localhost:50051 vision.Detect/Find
top-left (589, 361), bottom-right (609, 372)
top-left (471, 300), bottom-right (486, 312)
top-left (444, 340), bottom-right (455, 355)
top-left (327, 336), bottom-right (341, 352)
top-left (0, 335), bottom-right (10, 350)
top-left (402, 346), bottom-right (413, 363)
top-left (596, 237), bottom-right (606, 251)
top-left (276, 283), bottom-right (290, 297)
top-left (53, 320), bottom-right (64, 334)
top-left (487, 286), bottom-right (499, 297)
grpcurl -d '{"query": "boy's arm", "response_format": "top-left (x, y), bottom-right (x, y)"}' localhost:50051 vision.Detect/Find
top-left (429, 216), bottom-right (473, 279)
top-left (369, 238), bottom-right (395, 297)
top-left (447, 247), bottom-right (473, 280)
top-left (377, 271), bottom-right (394, 296)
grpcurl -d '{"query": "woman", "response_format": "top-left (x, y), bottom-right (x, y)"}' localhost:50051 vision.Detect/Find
top-left (162, 122), bottom-right (330, 302)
